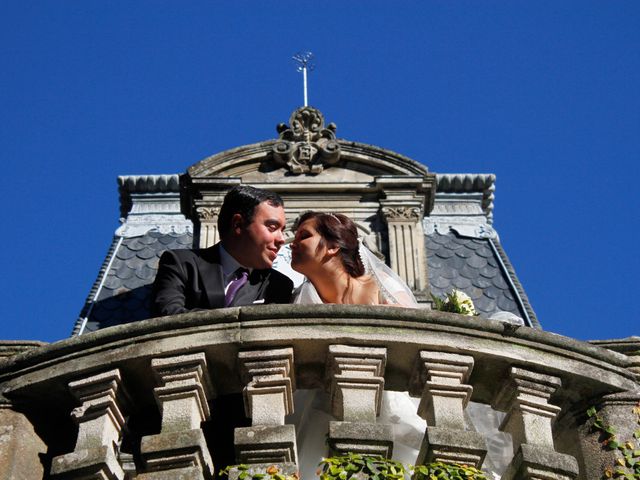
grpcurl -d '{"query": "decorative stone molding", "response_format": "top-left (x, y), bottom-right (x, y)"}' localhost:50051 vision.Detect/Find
top-left (272, 106), bottom-right (340, 174)
top-left (435, 174), bottom-right (496, 224)
top-left (115, 180), bottom-right (192, 238)
top-left (424, 189), bottom-right (497, 239)
top-left (235, 348), bottom-right (298, 466)
top-left (381, 206), bottom-right (422, 222)
top-left (493, 367), bottom-right (578, 480)
top-left (51, 369), bottom-right (130, 479)
top-left (410, 351), bottom-right (487, 468)
top-left (196, 207), bottom-right (218, 222)
top-left (325, 345), bottom-right (392, 457)
top-left (140, 352), bottom-right (215, 480)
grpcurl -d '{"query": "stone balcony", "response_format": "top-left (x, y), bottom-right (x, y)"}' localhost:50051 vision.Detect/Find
top-left (0, 305), bottom-right (638, 479)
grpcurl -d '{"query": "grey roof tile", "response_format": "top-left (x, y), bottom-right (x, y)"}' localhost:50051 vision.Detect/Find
top-left (426, 232), bottom-right (537, 325)
top-left (75, 231), bottom-right (193, 334)
top-left (475, 295), bottom-right (497, 312)
top-left (435, 248), bottom-right (454, 259)
top-left (467, 256), bottom-right (488, 269)
top-left (116, 247), bottom-right (137, 260)
top-left (475, 246), bottom-right (493, 258)
top-left (137, 247), bottom-right (158, 260)
top-left (451, 277), bottom-right (472, 289)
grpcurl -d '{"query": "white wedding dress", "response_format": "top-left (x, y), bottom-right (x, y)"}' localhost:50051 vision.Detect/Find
top-left (274, 244), bottom-right (508, 478)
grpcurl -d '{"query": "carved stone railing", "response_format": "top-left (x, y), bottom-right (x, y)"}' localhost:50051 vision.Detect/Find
top-left (0, 306), bottom-right (638, 480)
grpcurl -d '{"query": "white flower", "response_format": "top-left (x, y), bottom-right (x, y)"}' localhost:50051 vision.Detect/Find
top-left (444, 289), bottom-right (477, 316)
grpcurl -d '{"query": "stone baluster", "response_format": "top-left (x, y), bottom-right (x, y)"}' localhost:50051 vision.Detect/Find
top-left (326, 345), bottom-right (393, 457)
top-left (493, 367), bottom-right (579, 480)
top-left (51, 369), bottom-right (129, 479)
top-left (234, 348), bottom-right (297, 466)
top-left (409, 351), bottom-right (487, 468)
top-left (139, 352), bottom-right (215, 480)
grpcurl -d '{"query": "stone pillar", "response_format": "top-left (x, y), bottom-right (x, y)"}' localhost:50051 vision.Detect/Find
top-left (195, 206), bottom-right (220, 249)
top-left (234, 348), bottom-right (297, 466)
top-left (493, 367), bottom-right (578, 480)
top-left (380, 203), bottom-right (428, 293)
top-left (0, 402), bottom-right (46, 480)
top-left (50, 369), bottom-right (129, 479)
top-left (325, 345), bottom-right (393, 457)
top-left (139, 352), bottom-right (215, 480)
top-left (574, 391), bottom-right (640, 480)
top-left (409, 351), bottom-right (487, 468)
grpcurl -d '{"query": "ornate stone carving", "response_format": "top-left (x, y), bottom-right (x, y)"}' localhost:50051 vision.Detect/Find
top-left (272, 107), bottom-right (340, 174)
top-left (196, 207), bottom-right (218, 222)
top-left (381, 206), bottom-right (422, 222)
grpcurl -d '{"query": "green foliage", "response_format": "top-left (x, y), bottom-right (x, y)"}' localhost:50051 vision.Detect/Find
top-left (412, 462), bottom-right (487, 479)
top-left (318, 453), bottom-right (406, 480)
top-left (587, 403), bottom-right (640, 478)
top-left (318, 453), bottom-right (486, 480)
top-left (219, 464), bottom-right (299, 480)
top-left (222, 455), bottom-right (488, 480)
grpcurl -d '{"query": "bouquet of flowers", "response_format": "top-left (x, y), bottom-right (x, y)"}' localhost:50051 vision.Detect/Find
top-left (431, 289), bottom-right (478, 316)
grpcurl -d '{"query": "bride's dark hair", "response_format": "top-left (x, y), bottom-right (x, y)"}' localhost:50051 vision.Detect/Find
top-left (295, 211), bottom-right (366, 277)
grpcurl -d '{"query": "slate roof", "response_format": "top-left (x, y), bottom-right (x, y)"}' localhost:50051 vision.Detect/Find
top-left (73, 231), bottom-right (192, 335)
top-left (427, 232), bottom-right (539, 327)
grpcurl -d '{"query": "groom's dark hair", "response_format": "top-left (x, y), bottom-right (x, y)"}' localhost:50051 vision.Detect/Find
top-left (295, 211), bottom-right (366, 277)
top-left (218, 185), bottom-right (284, 237)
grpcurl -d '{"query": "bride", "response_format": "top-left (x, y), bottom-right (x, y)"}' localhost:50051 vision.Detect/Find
top-left (286, 211), bottom-right (425, 477)
top-left (289, 211), bottom-right (417, 307)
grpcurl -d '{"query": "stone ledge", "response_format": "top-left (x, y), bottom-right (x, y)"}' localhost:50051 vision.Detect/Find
top-left (1, 307), bottom-right (637, 409)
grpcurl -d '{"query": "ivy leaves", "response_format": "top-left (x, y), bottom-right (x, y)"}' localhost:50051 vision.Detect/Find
top-left (318, 454), bottom-right (485, 480)
top-left (587, 404), bottom-right (640, 478)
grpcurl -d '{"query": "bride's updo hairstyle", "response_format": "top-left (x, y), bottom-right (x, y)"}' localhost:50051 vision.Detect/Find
top-left (295, 211), bottom-right (366, 277)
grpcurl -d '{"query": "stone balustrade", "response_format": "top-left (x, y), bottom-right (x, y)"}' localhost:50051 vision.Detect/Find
top-left (0, 305), bottom-right (638, 480)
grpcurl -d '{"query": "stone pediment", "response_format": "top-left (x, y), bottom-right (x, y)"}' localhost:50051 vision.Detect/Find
top-left (187, 106), bottom-right (430, 181)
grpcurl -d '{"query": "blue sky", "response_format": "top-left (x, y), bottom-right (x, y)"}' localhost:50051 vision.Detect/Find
top-left (1, 1), bottom-right (638, 343)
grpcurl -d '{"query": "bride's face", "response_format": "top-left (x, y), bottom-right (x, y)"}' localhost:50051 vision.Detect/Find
top-left (290, 218), bottom-right (328, 275)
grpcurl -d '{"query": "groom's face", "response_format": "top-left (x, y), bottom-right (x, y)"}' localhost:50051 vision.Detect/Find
top-left (233, 201), bottom-right (286, 269)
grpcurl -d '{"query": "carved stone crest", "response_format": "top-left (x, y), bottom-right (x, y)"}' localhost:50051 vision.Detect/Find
top-left (272, 107), bottom-right (341, 174)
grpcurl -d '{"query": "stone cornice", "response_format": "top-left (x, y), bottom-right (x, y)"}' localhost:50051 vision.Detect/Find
top-left (118, 175), bottom-right (181, 218)
top-left (1, 306), bottom-right (637, 411)
top-left (435, 174), bottom-right (496, 222)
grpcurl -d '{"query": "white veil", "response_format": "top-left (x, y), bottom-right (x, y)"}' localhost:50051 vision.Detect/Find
top-left (293, 240), bottom-right (418, 307)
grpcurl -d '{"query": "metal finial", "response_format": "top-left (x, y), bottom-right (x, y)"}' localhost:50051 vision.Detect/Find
top-left (292, 51), bottom-right (315, 107)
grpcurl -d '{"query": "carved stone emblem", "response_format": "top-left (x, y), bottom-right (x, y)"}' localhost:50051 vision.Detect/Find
top-left (272, 107), bottom-right (341, 174)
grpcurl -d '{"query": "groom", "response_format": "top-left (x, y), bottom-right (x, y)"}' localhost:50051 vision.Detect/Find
top-left (151, 185), bottom-right (293, 316)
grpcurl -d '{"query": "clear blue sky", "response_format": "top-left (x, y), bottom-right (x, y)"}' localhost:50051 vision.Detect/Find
top-left (1, 1), bottom-right (638, 343)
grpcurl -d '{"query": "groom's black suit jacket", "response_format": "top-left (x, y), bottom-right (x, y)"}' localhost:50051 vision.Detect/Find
top-left (151, 243), bottom-right (293, 317)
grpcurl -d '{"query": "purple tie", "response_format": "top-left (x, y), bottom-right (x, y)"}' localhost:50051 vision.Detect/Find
top-left (225, 269), bottom-right (249, 307)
